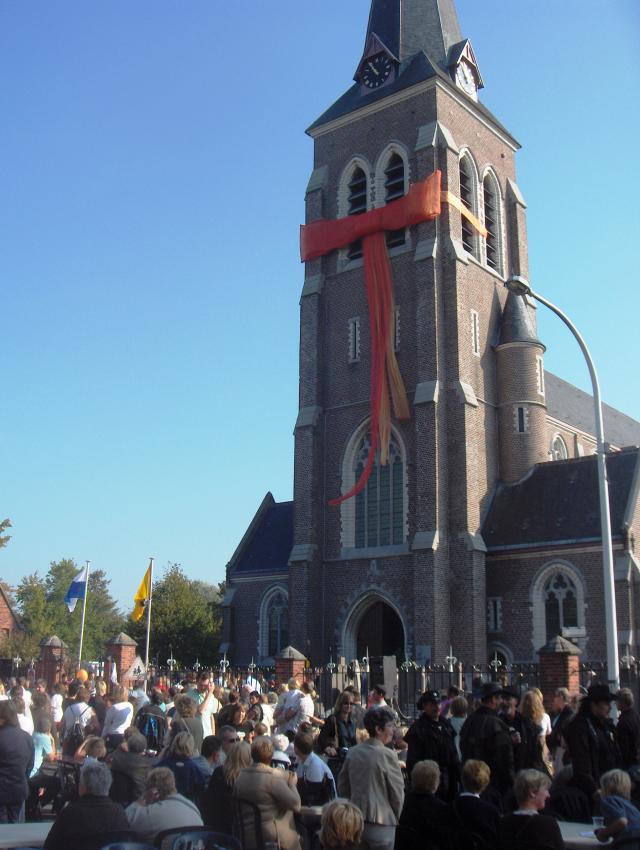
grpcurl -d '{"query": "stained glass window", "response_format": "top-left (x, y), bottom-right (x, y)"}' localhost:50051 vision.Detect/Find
top-left (354, 433), bottom-right (404, 548)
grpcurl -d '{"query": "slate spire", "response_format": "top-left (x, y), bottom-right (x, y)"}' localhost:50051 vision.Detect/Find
top-left (366, 0), bottom-right (462, 65)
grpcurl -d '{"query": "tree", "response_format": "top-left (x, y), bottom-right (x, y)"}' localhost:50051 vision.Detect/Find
top-left (11, 559), bottom-right (125, 663)
top-left (128, 564), bottom-right (222, 668)
top-left (0, 519), bottom-right (11, 549)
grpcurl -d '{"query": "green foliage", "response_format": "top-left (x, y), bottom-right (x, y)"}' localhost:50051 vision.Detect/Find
top-left (127, 564), bottom-right (222, 668)
top-left (11, 559), bottom-right (125, 663)
top-left (0, 519), bottom-right (11, 549)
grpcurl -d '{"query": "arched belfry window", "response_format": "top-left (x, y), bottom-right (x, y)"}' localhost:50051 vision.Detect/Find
top-left (259, 587), bottom-right (289, 659)
top-left (354, 432), bottom-right (405, 548)
top-left (544, 573), bottom-right (578, 642)
top-left (347, 166), bottom-right (368, 261)
top-left (459, 153), bottom-right (479, 259)
top-left (482, 171), bottom-right (503, 274)
top-left (384, 153), bottom-right (406, 248)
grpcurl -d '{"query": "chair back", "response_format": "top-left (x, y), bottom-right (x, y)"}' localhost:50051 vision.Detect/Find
top-left (231, 796), bottom-right (266, 850)
top-left (170, 832), bottom-right (242, 850)
top-left (155, 826), bottom-right (210, 850)
top-left (99, 843), bottom-right (156, 850)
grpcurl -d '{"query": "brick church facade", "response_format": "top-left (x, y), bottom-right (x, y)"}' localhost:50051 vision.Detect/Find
top-left (222, 0), bottom-right (640, 668)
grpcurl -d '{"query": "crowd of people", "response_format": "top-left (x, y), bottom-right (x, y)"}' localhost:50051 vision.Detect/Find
top-left (1, 669), bottom-right (640, 849)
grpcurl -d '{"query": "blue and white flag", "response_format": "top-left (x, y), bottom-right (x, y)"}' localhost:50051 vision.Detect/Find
top-left (64, 565), bottom-right (89, 613)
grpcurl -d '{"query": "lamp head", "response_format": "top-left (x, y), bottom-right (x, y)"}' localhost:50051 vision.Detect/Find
top-left (505, 275), bottom-right (531, 296)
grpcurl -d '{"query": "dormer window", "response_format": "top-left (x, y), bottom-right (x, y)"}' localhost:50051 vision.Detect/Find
top-left (384, 153), bottom-right (405, 248)
top-left (347, 166), bottom-right (367, 260)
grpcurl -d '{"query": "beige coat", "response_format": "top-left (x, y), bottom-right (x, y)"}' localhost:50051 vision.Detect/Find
top-left (233, 763), bottom-right (302, 850)
top-left (337, 737), bottom-right (405, 825)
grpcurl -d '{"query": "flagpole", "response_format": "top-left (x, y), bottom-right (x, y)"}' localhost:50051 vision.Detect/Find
top-left (78, 560), bottom-right (90, 670)
top-left (144, 557), bottom-right (154, 694)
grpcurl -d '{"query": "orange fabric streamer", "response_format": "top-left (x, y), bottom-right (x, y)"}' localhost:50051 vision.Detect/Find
top-left (299, 170), bottom-right (483, 506)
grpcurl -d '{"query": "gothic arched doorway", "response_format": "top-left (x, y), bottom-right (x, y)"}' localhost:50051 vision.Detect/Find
top-left (342, 594), bottom-right (407, 662)
top-left (358, 600), bottom-right (404, 660)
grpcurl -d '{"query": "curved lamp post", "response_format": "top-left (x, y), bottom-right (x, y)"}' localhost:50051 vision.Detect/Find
top-left (506, 275), bottom-right (619, 693)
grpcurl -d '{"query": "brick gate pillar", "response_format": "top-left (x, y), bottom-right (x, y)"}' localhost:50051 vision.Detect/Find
top-left (104, 633), bottom-right (138, 690)
top-left (538, 635), bottom-right (582, 712)
top-left (36, 636), bottom-right (68, 692)
top-left (275, 646), bottom-right (307, 685)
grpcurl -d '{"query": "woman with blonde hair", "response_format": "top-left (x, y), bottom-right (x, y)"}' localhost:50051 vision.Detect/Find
top-left (514, 690), bottom-right (549, 774)
top-left (595, 768), bottom-right (640, 845)
top-left (320, 799), bottom-right (364, 850)
top-left (156, 731), bottom-right (209, 802)
top-left (202, 740), bottom-right (251, 832)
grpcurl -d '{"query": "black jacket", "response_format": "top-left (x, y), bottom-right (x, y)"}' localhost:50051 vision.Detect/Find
top-left (548, 704), bottom-right (575, 756)
top-left (498, 812), bottom-right (564, 850)
top-left (0, 724), bottom-right (35, 805)
top-left (564, 707), bottom-right (621, 798)
top-left (448, 795), bottom-right (501, 846)
top-left (513, 712), bottom-right (547, 773)
top-left (460, 706), bottom-right (515, 796)
top-left (404, 714), bottom-right (459, 799)
top-left (43, 794), bottom-right (130, 850)
top-left (615, 707), bottom-right (640, 769)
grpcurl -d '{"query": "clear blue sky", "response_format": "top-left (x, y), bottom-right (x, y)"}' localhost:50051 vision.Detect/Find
top-left (2, 1), bottom-right (639, 612)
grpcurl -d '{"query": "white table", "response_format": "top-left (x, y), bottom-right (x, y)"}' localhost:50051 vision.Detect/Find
top-left (0, 820), bottom-right (52, 848)
top-left (560, 821), bottom-right (611, 848)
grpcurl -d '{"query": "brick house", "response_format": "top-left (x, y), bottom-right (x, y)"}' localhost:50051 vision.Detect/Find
top-left (222, 0), bottom-right (640, 667)
top-left (0, 584), bottom-right (22, 647)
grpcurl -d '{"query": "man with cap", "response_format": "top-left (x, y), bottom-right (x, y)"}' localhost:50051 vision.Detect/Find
top-left (564, 684), bottom-right (621, 803)
top-left (404, 691), bottom-right (459, 800)
top-left (459, 682), bottom-right (514, 803)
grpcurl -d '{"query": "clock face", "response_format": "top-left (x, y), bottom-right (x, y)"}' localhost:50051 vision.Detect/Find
top-left (362, 53), bottom-right (393, 90)
top-left (456, 61), bottom-right (476, 96)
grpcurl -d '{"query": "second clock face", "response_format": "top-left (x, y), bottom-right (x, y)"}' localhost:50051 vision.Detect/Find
top-left (362, 53), bottom-right (393, 89)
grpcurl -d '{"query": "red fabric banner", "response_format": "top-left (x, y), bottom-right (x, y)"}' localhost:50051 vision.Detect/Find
top-left (299, 171), bottom-right (442, 506)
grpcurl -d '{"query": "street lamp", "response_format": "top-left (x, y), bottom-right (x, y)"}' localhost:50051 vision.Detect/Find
top-left (505, 275), bottom-right (619, 693)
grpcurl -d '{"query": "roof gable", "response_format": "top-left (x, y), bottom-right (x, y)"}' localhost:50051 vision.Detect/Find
top-left (228, 494), bottom-right (294, 575)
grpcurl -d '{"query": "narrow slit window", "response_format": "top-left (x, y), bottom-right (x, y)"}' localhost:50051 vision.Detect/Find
top-left (537, 356), bottom-right (545, 395)
top-left (517, 406), bottom-right (526, 433)
top-left (348, 317), bottom-right (361, 363)
top-left (347, 167), bottom-right (367, 260)
top-left (471, 310), bottom-right (480, 356)
top-left (394, 306), bottom-right (400, 352)
top-left (385, 153), bottom-right (406, 249)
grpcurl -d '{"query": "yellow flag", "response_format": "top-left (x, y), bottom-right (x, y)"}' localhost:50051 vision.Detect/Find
top-left (132, 561), bottom-right (152, 622)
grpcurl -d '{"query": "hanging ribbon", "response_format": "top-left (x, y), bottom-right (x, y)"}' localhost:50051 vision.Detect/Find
top-left (300, 169), bottom-right (487, 505)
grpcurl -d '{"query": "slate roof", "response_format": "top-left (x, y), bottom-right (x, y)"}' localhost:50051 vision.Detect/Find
top-left (366, 0), bottom-right (462, 65)
top-left (229, 493), bottom-right (294, 575)
top-left (307, 50), bottom-right (516, 143)
top-left (498, 292), bottom-right (542, 346)
top-left (545, 372), bottom-right (640, 450)
top-left (483, 447), bottom-right (639, 552)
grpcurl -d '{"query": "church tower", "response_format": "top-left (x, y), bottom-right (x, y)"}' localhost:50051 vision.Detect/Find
top-left (290, 0), bottom-right (535, 665)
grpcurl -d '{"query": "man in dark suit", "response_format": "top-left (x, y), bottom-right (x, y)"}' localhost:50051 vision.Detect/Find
top-left (460, 682), bottom-right (514, 802)
top-left (615, 687), bottom-right (640, 769)
top-left (404, 691), bottom-right (459, 800)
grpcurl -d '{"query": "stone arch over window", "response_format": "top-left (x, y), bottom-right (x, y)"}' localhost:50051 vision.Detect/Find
top-left (258, 585), bottom-right (289, 661)
top-left (338, 419), bottom-right (408, 551)
top-left (551, 434), bottom-right (568, 460)
top-left (374, 143), bottom-right (410, 249)
top-left (531, 561), bottom-right (586, 654)
top-left (481, 168), bottom-right (504, 276)
top-left (337, 156), bottom-right (372, 263)
top-left (458, 149), bottom-right (480, 259)
top-left (487, 641), bottom-right (513, 667)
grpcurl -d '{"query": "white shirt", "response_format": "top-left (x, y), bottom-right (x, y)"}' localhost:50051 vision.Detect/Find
top-left (63, 701), bottom-right (93, 735)
top-left (102, 701), bottom-right (134, 737)
top-left (282, 689), bottom-right (303, 732)
top-left (51, 693), bottom-right (64, 723)
top-left (296, 751), bottom-right (336, 792)
top-left (186, 688), bottom-right (220, 737)
top-left (299, 694), bottom-right (315, 725)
